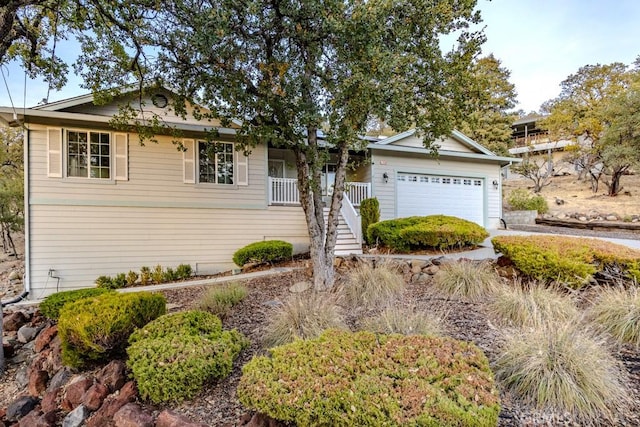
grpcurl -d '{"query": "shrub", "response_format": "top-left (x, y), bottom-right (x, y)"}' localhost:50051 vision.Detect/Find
top-left (40, 288), bottom-right (114, 320)
top-left (95, 275), bottom-right (113, 288)
top-left (342, 260), bottom-right (405, 309)
top-left (588, 287), bottom-right (640, 347)
top-left (494, 320), bottom-right (629, 424)
top-left (368, 215), bottom-right (488, 252)
top-left (175, 263), bottom-right (192, 280)
top-left (126, 270), bottom-right (139, 287)
top-left (490, 283), bottom-right (578, 327)
top-left (359, 197), bottom-right (380, 245)
top-left (152, 264), bottom-right (164, 283)
top-left (198, 283), bottom-right (248, 318)
top-left (57, 292), bottom-right (166, 368)
top-left (232, 240), bottom-right (293, 267)
top-left (128, 310), bottom-right (248, 404)
top-left (263, 292), bottom-right (346, 348)
top-left (139, 266), bottom-right (151, 286)
top-left (506, 188), bottom-right (549, 214)
top-left (433, 260), bottom-right (501, 301)
top-left (492, 235), bottom-right (640, 288)
top-left (238, 329), bottom-right (500, 426)
top-left (360, 306), bottom-right (443, 336)
top-left (95, 273), bottom-right (126, 289)
top-left (163, 267), bottom-right (177, 282)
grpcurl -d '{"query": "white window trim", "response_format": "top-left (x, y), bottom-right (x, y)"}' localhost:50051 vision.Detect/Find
top-left (197, 140), bottom-right (237, 186)
top-left (64, 128), bottom-right (115, 181)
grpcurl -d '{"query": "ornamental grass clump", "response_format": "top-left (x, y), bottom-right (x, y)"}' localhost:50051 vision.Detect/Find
top-left (433, 260), bottom-right (501, 301)
top-left (263, 292), bottom-right (346, 348)
top-left (588, 286), bottom-right (640, 347)
top-left (490, 283), bottom-right (578, 327)
top-left (492, 235), bottom-right (640, 288)
top-left (198, 282), bottom-right (248, 319)
top-left (342, 260), bottom-right (405, 310)
top-left (494, 320), bottom-right (630, 424)
top-left (128, 310), bottom-right (248, 404)
top-left (239, 329), bottom-right (500, 426)
top-left (360, 305), bottom-right (443, 337)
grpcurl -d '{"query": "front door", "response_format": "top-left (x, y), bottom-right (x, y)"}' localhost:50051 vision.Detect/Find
top-left (322, 164), bottom-right (337, 195)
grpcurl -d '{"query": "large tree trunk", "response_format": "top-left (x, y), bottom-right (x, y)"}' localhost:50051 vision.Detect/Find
top-left (604, 165), bottom-right (629, 197)
top-left (294, 129), bottom-right (350, 290)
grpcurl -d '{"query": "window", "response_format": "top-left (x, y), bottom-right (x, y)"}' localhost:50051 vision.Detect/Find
top-left (431, 177), bottom-right (440, 183)
top-left (463, 179), bottom-right (472, 185)
top-left (67, 130), bottom-right (110, 179)
top-left (409, 175), bottom-right (417, 182)
top-left (442, 178), bottom-right (451, 184)
top-left (397, 175), bottom-right (406, 181)
top-left (474, 179), bottom-right (482, 186)
top-left (419, 176), bottom-right (429, 183)
top-left (453, 178), bottom-right (461, 184)
top-left (199, 141), bottom-right (234, 184)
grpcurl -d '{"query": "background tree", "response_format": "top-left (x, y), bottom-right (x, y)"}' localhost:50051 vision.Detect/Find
top-left (457, 54), bottom-right (518, 155)
top-left (540, 62), bottom-right (633, 194)
top-left (0, 128), bottom-right (23, 255)
top-left (510, 154), bottom-right (553, 193)
top-left (73, 0), bottom-right (485, 290)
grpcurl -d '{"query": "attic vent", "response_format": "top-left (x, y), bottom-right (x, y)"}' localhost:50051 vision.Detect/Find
top-left (151, 94), bottom-right (168, 108)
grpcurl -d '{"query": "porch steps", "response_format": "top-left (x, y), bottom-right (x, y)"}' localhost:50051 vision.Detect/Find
top-left (323, 208), bottom-right (363, 256)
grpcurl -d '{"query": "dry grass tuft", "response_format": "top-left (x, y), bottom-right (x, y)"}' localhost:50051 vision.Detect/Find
top-left (197, 282), bottom-right (248, 319)
top-left (263, 292), bottom-right (346, 348)
top-left (359, 305), bottom-right (444, 337)
top-left (490, 283), bottom-right (578, 327)
top-left (342, 260), bottom-right (406, 309)
top-left (588, 286), bottom-right (640, 347)
top-left (494, 320), bottom-right (630, 424)
top-left (432, 260), bottom-right (501, 301)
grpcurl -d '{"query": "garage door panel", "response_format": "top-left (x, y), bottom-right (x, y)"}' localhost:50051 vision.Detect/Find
top-left (397, 173), bottom-right (484, 225)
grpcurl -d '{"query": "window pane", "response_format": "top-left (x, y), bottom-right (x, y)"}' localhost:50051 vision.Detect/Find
top-left (198, 141), bottom-right (234, 184)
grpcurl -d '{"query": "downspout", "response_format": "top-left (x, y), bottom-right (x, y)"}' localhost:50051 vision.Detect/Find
top-left (23, 126), bottom-right (31, 297)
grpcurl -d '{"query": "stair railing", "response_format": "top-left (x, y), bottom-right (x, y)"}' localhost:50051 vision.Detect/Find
top-left (340, 193), bottom-right (362, 244)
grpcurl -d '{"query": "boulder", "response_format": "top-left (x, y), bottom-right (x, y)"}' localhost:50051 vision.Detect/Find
top-left (113, 403), bottom-right (154, 427)
top-left (96, 360), bottom-right (126, 393)
top-left (62, 376), bottom-right (93, 411)
top-left (156, 410), bottom-right (209, 427)
top-left (430, 256), bottom-right (446, 266)
top-left (606, 215), bottom-right (618, 221)
top-left (28, 369), bottom-right (49, 397)
top-left (34, 325), bottom-right (58, 353)
top-left (82, 383), bottom-right (109, 411)
top-left (8, 270), bottom-right (20, 281)
top-left (17, 325), bottom-right (40, 343)
top-left (410, 259), bottom-right (427, 273)
top-left (3, 311), bottom-right (29, 332)
top-left (246, 413), bottom-right (283, 427)
top-left (86, 381), bottom-right (138, 427)
top-left (18, 410), bottom-right (57, 427)
top-left (411, 273), bottom-right (429, 284)
top-left (423, 265), bottom-right (439, 275)
top-left (3, 340), bottom-right (15, 358)
top-left (41, 387), bottom-right (63, 413)
top-left (47, 367), bottom-right (73, 392)
top-left (5, 395), bottom-right (40, 422)
top-left (62, 405), bottom-right (90, 427)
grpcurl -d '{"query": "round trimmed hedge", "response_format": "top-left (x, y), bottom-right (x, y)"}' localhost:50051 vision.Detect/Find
top-left (368, 215), bottom-right (489, 252)
top-left (232, 240), bottom-right (293, 267)
top-left (40, 287), bottom-right (114, 320)
top-left (238, 329), bottom-right (500, 426)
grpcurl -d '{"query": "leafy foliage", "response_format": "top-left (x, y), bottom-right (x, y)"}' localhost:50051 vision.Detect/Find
top-left (58, 292), bottom-right (166, 368)
top-left (369, 215), bottom-right (489, 252)
top-left (588, 287), bottom-right (640, 347)
top-left (128, 310), bottom-right (248, 403)
top-left (433, 260), bottom-right (502, 301)
top-left (506, 188), bottom-right (549, 213)
top-left (197, 283), bottom-right (248, 319)
top-left (238, 329), bottom-right (500, 426)
top-left (232, 240), bottom-right (293, 267)
top-left (175, 263), bottom-right (192, 279)
top-left (342, 260), bottom-right (405, 310)
top-left (492, 235), bottom-right (640, 288)
top-left (494, 320), bottom-right (629, 424)
top-left (359, 197), bottom-right (380, 245)
top-left (95, 273), bottom-right (127, 289)
top-left (510, 156), bottom-right (553, 193)
top-left (39, 288), bottom-right (114, 320)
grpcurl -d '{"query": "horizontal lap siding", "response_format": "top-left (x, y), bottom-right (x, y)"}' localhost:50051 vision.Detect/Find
top-left (371, 150), bottom-right (503, 228)
top-left (29, 205), bottom-right (309, 298)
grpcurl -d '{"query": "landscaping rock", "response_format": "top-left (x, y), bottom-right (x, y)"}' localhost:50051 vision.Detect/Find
top-left (113, 403), bottom-right (153, 427)
top-left (15, 365), bottom-right (29, 388)
top-left (3, 340), bottom-right (15, 358)
top-left (5, 395), bottom-right (39, 421)
top-left (47, 367), bottom-right (73, 392)
top-left (411, 272), bottom-right (429, 284)
top-left (86, 381), bottom-right (138, 427)
top-left (34, 325), bottom-right (57, 353)
top-left (156, 409), bottom-right (209, 427)
top-left (62, 376), bottom-right (93, 411)
top-left (8, 270), bottom-right (20, 281)
top-left (96, 360), bottom-right (126, 393)
top-left (18, 410), bottom-right (57, 427)
top-left (423, 265), bottom-right (439, 275)
top-left (28, 369), bottom-right (49, 397)
top-left (41, 387), bottom-right (63, 413)
top-left (62, 405), bottom-right (90, 427)
top-left (17, 325), bottom-right (40, 343)
top-left (82, 383), bottom-right (109, 411)
top-left (410, 259), bottom-right (427, 273)
top-left (430, 256), bottom-right (446, 266)
top-left (3, 311), bottom-right (28, 332)
top-left (606, 215), bottom-right (618, 221)
top-left (289, 281), bottom-right (311, 293)
top-left (578, 216), bottom-right (588, 221)
top-left (246, 412), bottom-right (283, 427)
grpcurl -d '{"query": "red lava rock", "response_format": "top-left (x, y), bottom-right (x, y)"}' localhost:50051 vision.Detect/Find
top-left (47, 337), bottom-right (63, 373)
top-left (246, 413), bottom-right (283, 427)
top-left (40, 387), bottom-right (62, 413)
top-left (113, 403), bottom-right (153, 427)
top-left (86, 381), bottom-right (138, 427)
top-left (82, 383), bottom-right (109, 411)
top-left (96, 360), bottom-right (126, 393)
top-left (18, 409), bottom-right (56, 427)
top-left (34, 326), bottom-right (57, 353)
top-left (3, 341), bottom-right (15, 358)
top-left (496, 255), bottom-right (514, 267)
top-left (28, 370), bottom-right (49, 397)
top-left (61, 376), bottom-right (93, 411)
top-left (3, 311), bottom-right (29, 332)
top-left (156, 409), bottom-right (209, 427)
top-left (0, 407), bottom-right (6, 419)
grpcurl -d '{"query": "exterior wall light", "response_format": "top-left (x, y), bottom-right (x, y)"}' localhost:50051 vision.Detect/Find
top-left (492, 179), bottom-right (499, 189)
top-left (383, 172), bottom-right (389, 183)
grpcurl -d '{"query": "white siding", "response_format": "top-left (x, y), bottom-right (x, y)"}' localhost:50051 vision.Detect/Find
top-left (391, 134), bottom-right (474, 153)
top-left (370, 150), bottom-right (502, 229)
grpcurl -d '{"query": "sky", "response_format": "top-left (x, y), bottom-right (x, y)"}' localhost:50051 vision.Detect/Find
top-left (1, 0), bottom-right (639, 113)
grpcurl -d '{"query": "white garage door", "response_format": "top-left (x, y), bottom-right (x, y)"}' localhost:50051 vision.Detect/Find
top-left (397, 173), bottom-right (484, 225)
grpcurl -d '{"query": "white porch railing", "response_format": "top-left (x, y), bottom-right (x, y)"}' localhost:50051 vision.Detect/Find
top-left (340, 193), bottom-right (362, 244)
top-left (268, 178), bottom-right (300, 205)
top-left (269, 178), bottom-right (370, 206)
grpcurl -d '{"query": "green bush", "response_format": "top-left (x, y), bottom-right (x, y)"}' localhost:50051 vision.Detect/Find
top-left (360, 197), bottom-right (380, 245)
top-left (58, 292), bottom-right (166, 368)
top-left (197, 283), bottom-right (248, 318)
top-left (175, 263), bottom-right (192, 280)
top-left (152, 264), bottom-right (164, 283)
top-left (126, 270), bottom-right (139, 287)
top-left (238, 329), bottom-right (500, 426)
top-left (128, 310), bottom-right (248, 404)
top-left (232, 240), bottom-right (293, 267)
top-left (95, 273), bottom-right (127, 289)
top-left (139, 266), bottom-right (151, 286)
top-left (492, 235), bottom-right (640, 288)
top-left (506, 188), bottom-right (549, 214)
top-left (40, 288), bottom-right (114, 320)
top-left (163, 267), bottom-right (177, 282)
top-left (368, 215), bottom-right (489, 252)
